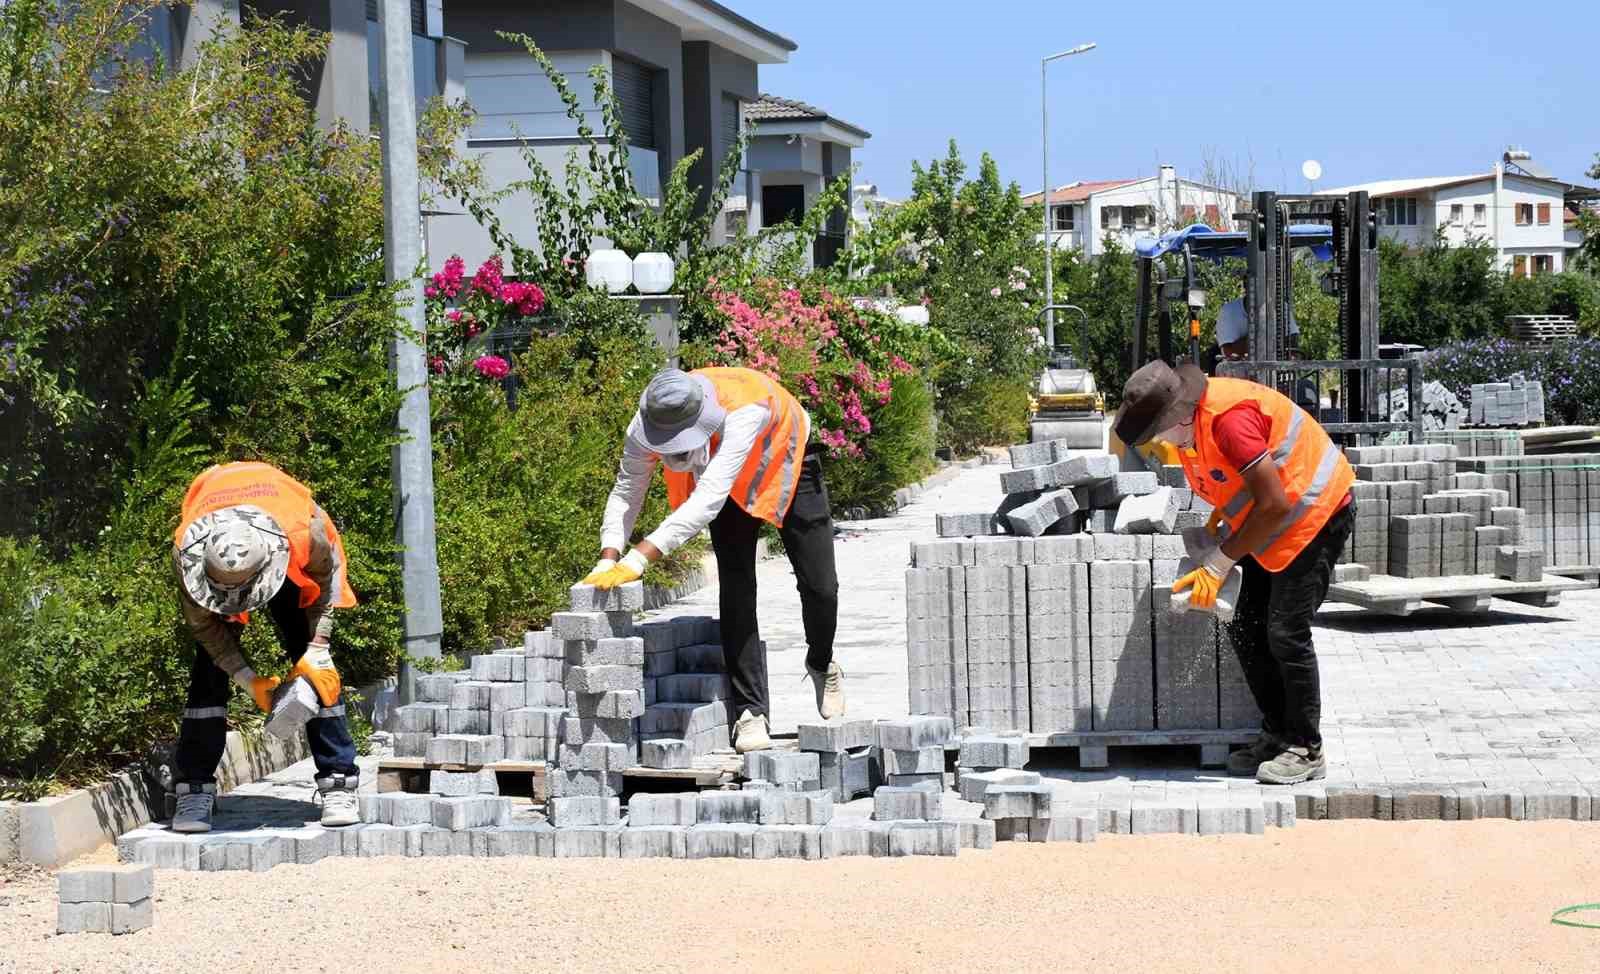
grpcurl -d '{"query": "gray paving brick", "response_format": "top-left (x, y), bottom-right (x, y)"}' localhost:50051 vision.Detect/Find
top-left (873, 783), bottom-right (942, 821)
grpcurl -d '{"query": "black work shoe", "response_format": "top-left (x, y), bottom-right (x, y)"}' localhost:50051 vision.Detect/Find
top-left (1256, 745), bottom-right (1326, 785)
top-left (1225, 733), bottom-right (1283, 777)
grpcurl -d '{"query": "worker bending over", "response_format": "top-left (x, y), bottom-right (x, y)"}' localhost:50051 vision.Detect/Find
top-left (171, 462), bottom-right (361, 831)
top-left (586, 367), bottom-right (845, 752)
top-left (1116, 361), bottom-right (1355, 785)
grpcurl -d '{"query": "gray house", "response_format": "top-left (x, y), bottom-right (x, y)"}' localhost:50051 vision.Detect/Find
top-left (425, 0), bottom-right (797, 268)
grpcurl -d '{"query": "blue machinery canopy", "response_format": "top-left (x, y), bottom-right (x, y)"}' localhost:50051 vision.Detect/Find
top-left (1134, 223), bottom-right (1334, 262)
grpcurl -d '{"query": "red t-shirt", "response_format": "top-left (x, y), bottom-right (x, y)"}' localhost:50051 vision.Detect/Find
top-left (1212, 403), bottom-right (1351, 509)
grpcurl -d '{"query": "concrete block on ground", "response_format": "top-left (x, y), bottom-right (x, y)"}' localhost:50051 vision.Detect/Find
top-left (627, 793), bottom-right (699, 827)
top-left (877, 716), bottom-right (954, 751)
top-left (547, 768), bottom-right (624, 798)
top-left (797, 719), bottom-right (878, 753)
top-left (431, 796), bottom-right (511, 831)
top-left (1054, 454), bottom-right (1118, 487)
top-left (743, 750), bottom-right (821, 788)
top-left (1089, 472), bottom-right (1159, 509)
top-left (1495, 544), bottom-right (1543, 582)
top-left (555, 741), bottom-right (634, 773)
top-left (1005, 489), bottom-right (1080, 537)
top-left (983, 784), bottom-right (1053, 820)
top-left (883, 746), bottom-right (945, 776)
top-left (551, 825), bottom-right (623, 858)
top-left (886, 821), bottom-right (959, 857)
top-left (958, 735), bottom-right (1029, 770)
top-left (569, 581), bottom-right (644, 613)
top-left (956, 769), bottom-right (1041, 803)
top-left (818, 821), bottom-right (890, 858)
top-left (818, 748), bottom-right (879, 803)
top-left (548, 796), bottom-right (622, 828)
top-left (685, 823), bottom-right (757, 859)
top-left (429, 768), bottom-right (500, 798)
top-left (697, 792), bottom-right (762, 825)
top-left (758, 790), bottom-right (834, 826)
top-left (873, 784), bottom-right (943, 821)
top-left (640, 739), bottom-right (692, 769)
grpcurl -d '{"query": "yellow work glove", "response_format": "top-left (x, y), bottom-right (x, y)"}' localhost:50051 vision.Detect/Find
top-left (588, 550), bottom-right (649, 590)
top-left (1172, 547), bottom-right (1237, 611)
top-left (289, 642), bottom-right (342, 709)
top-left (580, 557), bottom-right (617, 585)
top-left (249, 675), bottom-right (281, 712)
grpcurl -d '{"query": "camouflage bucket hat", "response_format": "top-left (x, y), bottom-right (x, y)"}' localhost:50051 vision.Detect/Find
top-left (177, 506), bottom-right (290, 615)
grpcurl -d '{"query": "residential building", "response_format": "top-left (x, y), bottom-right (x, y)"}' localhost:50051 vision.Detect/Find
top-left (850, 183), bottom-right (902, 231)
top-left (717, 94), bottom-right (870, 269)
top-left (1022, 166), bottom-right (1243, 257)
top-left (1323, 150), bottom-right (1600, 276)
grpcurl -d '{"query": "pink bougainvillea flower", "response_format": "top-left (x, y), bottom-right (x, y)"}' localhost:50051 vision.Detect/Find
top-left (428, 355), bottom-right (446, 375)
top-left (473, 354), bottom-right (510, 379)
top-left (445, 309), bottom-right (462, 323)
top-left (989, 286), bottom-right (1002, 297)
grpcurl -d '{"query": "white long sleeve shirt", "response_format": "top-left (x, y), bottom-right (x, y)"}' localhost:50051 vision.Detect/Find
top-left (601, 402), bottom-right (807, 557)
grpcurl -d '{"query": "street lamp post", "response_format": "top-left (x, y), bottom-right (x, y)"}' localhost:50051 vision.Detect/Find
top-left (1041, 42), bottom-right (1096, 351)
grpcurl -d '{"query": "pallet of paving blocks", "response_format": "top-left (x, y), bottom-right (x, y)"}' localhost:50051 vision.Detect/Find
top-left (1454, 454), bottom-right (1600, 574)
top-left (906, 530), bottom-right (1263, 758)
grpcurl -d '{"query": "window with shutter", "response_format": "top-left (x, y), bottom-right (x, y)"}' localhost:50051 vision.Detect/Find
top-left (1513, 255), bottom-right (1528, 277)
top-left (364, 0), bottom-right (424, 33)
top-left (1537, 203), bottom-right (1551, 225)
top-left (1101, 206), bottom-right (1121, 230)
top-left (1180, 205), bottom-right (1196, 224)
top-left (1516, 203), bottom-right (1533, 226)
top-left (612, 56), bottom-right (656, 150)
top-left (1204, 204), bottom-right (1220, 227)
top-left (720, 95), bottom-right (741, 152)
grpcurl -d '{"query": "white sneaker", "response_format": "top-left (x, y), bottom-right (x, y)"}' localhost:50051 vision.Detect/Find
top-left (316, 774), bottom-right (361, 827)
top-left (805, 662), bottom-right (846, 720)
top-left (171, 782), bottom-right (215, 834)
top-left (733, 709), bottom-right (771, 753)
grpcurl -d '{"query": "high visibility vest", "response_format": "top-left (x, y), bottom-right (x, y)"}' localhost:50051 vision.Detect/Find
top-left (1179, 378), bottom-right (1354, 572)
top-left (175, 462), bottom-right (358, 610)
top-left (662, 367), bottom-right (810, 527)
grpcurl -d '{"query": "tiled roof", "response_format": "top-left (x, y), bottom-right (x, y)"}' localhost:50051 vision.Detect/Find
top-left (745, 94), bottom-right (828, 122)
top-left (1021, 179), bottom-right (1140, 206)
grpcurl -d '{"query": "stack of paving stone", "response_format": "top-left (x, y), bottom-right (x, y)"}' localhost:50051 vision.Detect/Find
top-left (57, 865), bottom-right (153, 935)
top-left (546, 582), bottom-right (647, 827)
top-left (390, 630), bottom-right (566, 764)
top-left (935, 441), bottom-right (1211, 541)
top-left (1456, 454), bottom-right (1600, 569)
top-left (906, 533), bottom-right (1258, 734)
top-left (636, 614), bottom-right (733, 763)
top-left (1469, 374), bottom-right (1545, 427)
top-left (798, 718), bottom-right (880, 801)
top-left (1424, 428), bottom-right (1525, 458)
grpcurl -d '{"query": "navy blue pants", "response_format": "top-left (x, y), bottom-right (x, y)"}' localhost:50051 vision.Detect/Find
top-left (176, 579), bottom-right (358, 785)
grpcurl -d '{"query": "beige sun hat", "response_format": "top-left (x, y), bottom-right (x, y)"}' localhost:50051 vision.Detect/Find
top-left (176, 506), bottom-right (290, 615)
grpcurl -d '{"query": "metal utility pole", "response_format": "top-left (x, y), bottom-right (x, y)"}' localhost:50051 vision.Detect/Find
top-left (1041, 42), bottom-right (1096, 351)
top-left (379, 0), bottom-right (443, 700)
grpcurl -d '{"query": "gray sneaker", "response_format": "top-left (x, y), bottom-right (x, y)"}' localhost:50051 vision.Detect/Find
top-left (171, 782), bottom-right (216, 833)
top-left (1226, 733), bottom-right (1282, 777)
top-left (1256, 745), bottom-right (1326, 785)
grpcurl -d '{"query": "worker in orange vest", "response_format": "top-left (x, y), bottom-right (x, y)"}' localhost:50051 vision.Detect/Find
top-left (170, 462), bottom-right (361, 831)
top-left (585, 367), bottom-right (845, 752)
top-left (1116, 361), bottom-right (1355, 785)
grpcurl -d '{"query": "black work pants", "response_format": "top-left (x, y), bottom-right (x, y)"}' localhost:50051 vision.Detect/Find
top-left (709, 450), bottom-right (839, 720)
top-left (1224, 500), bottom-right (1354, 750)
top-left (176, 579), bottom-right (358, 785)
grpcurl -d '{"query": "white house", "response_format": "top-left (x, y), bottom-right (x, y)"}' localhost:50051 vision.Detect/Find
top-left (1323, 150), bottom-right (1599, 276)
top-left (1022, 166), bottom-right (1243, 257)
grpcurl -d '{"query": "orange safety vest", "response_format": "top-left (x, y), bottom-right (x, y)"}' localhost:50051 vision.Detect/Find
top-left (1179, 377), bottom-right (1354, 572)
top-left (175, 462), bottom-right (358, 611)
top-left (662, 367), bottom-right (809, 527)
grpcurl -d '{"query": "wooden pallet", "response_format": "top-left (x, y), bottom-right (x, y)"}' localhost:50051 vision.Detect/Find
top-left (1011, 729), bottom-right (1260, 769)
top-left (376, 757), bottom-right (547, 800)
top-left (1325, 573), bottom-right (1589, 617)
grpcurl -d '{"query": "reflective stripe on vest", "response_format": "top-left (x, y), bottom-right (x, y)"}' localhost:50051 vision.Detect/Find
top-left (1179, 378), bottom-right (1354, 571)
top-left (662, 367), bottom-right (810, 527)
top-left (175, 463), bottom-right (358, 611)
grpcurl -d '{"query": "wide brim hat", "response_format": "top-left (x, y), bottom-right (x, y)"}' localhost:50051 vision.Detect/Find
top-left (176, 505), bottom-right (290, 615)
top-left (630, 369), bottom-right (727, 455)
top-left (1114, 360), bottom-right (1208, 446)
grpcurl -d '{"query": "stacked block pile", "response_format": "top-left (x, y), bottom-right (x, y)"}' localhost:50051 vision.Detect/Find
top-left (1424, 428), bottom-right (1525, 458)
top-left (57, 865), bottom-right (153, 935)
top-left (390, 628), bottom-right (567, 765)
top-left (935, 439), bottom-right (1213, 541)
top-left (1469, 374), bottom-right (1545, 427)
top-left (635, 615), bottom-right (733, 762)
top-left (906, 531), bottom-right (1258, 733)
top-left (1340, 444), bottom-right (1535, 578)
top-left (1456, 454), bottom-right (1600, 569)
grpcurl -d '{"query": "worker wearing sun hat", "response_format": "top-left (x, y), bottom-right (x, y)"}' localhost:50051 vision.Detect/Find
top-left (1117, 359), bottom-right (1354, 786)
top-left (585, 367), bottom-right (844, 752)
top-left (170, 461), bottom-right (361, 832)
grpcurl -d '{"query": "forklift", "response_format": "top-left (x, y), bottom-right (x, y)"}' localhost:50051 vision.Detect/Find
top-left (1127, 190), bottom-right (1420, 445)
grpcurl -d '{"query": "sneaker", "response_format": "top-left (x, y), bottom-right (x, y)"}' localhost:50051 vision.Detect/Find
top-left (805, 662), bottom-right (846, 720)
top-left (1256, 745), bottom-right (1326, 785)
top-left (733, 709), bottom-right (771, 754)
top-left (1226, 732), bottom-right (1282, 777)
top-left (316, 773), bottom-right (361, 827)
top-left (171, 782), bottom-right (216, 834)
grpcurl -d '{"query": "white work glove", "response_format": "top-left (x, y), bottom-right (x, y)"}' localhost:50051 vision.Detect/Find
top-left (1202, 545), bottom-right (1238, 581)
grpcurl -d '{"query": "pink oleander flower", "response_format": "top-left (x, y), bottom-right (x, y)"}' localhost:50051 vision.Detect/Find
top-left (428, 355), bottom-right (446, 375)
top-left (989, 286), bottom-right (1002, 297)
top-left (502, 281), bottom-right (546, 316)
top-left (470, 256), bottom-right (506, 301)
top-left (445, 309), bottom-right (462, 323)
top-left (473, 355), bottom-right (510, 379)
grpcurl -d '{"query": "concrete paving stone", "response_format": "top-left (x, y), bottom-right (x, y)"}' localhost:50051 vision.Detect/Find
top-left (969, 536), bottom-right (1035, 565)
top-left (697, 792), bottom-right (763, 825)
top-left (627, 793), bottom-right (699, 827)
top-left (758, 789), bottom-right (834, 826)
top-left (108, 898), bottom-right (153, 935)
top-left (798, 719), bottom-right (878, 753)
top-left (569, 581), bottom-right (645, 613)
top-left (290, 827), bottom-right (340, 865)
top-left (886, 821), bottom-right (960, 856)
top-left (1000, 464), bottom-right (1054, 494)
top-left (347, 823), bottom-right (410, 858)
top-left (958, 735), bottom-right (1029, 770)
top-left (411, 827), bottom-right (473, 858)
top-left (547, 768), bottom-right (624, 798)
top-left (1055, 454), bottom-right (1118, 487)
top-left (752, 825), bottom-right (825, 860)
top-left (1006, 489), bottom-right (1080, 537)
top-left (548, 796), bottom-right (622, 828)
top-left (685, 823), bottom-right (757, 859)
top-left (883, 746), bottom-right (945, 776)
top-left (57, 901), bottom-right (113, 935)
top-left (983, 784), bottom-right (1053, 820)
top-left (640, 739), bottom-right (692, 769)
top-left (818, 821), bottom-right (890, 858)
top-left (565, 664), bottom-right (644, 694)
top-left (359, 793), bottom-right (435, 827)
top-left (565, 636), bottom-right (646, 667)
top-left (556, 742), bottom-right (634, 772)
top-left (503, 707), bottom-right (564, 738)
top-left (551, 611), bottom-right (635, 642)
top-left (652, 673), bottom-right (729, 704)
top-left (393, 703), bottom-right (446, 734)
top-left (956, 769), bottom-right (1042, 803)
top-left (431, 796), bottom-right (511, 831)
top-left (551, 825), bottom-right (623, 858)
top-left (571, 690), bottom-right (647, 720)
top-left (446, 708), bottom-right (491, 735)
top-left (57, 868), bottom-right (115, 904)
top-left (469, 653), bottom-right (519, 683)
top-left (873, 784), bottom-right (943, 821)
top-left (886, 772), bottom-right (944, 789)
top-left (877, 715), bottom-right (955, 750)
top-left (910, 539), bottom-right (973, 568)
top-left (1114, 487), bottom-right (1180, 534)
top-left (744, 750), bottom-right (821, 786)
top-left (560, 716), bottom-right (637, 746)
top-left (619, 826), bottom-right (688, 859)
top-left (818, 748), bottom-right (880, 803)
top-left (674, 643), bottom-right (727, 673)
top-left (957, 817), bottom-right (996, 849)
top-left (992, 817), bottom-right (1048, 842)
top-left (471, 822), bottom-right (555, 858)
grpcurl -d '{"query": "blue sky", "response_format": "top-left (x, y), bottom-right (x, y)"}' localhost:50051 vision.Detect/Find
top-left (756, 0), bottom-right (1600, 199)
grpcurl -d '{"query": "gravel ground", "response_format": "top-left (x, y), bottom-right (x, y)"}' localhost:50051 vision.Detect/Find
top-left (5, 820), bottom-right (1599, 972)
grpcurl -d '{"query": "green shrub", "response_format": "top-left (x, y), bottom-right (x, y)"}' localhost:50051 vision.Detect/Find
top-left (1423, 337), bottom-right (1600, 427)
top-left (936, 375), bottom-right (1032, 456)
top-left (826, 374), bottom-right (937, 509)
